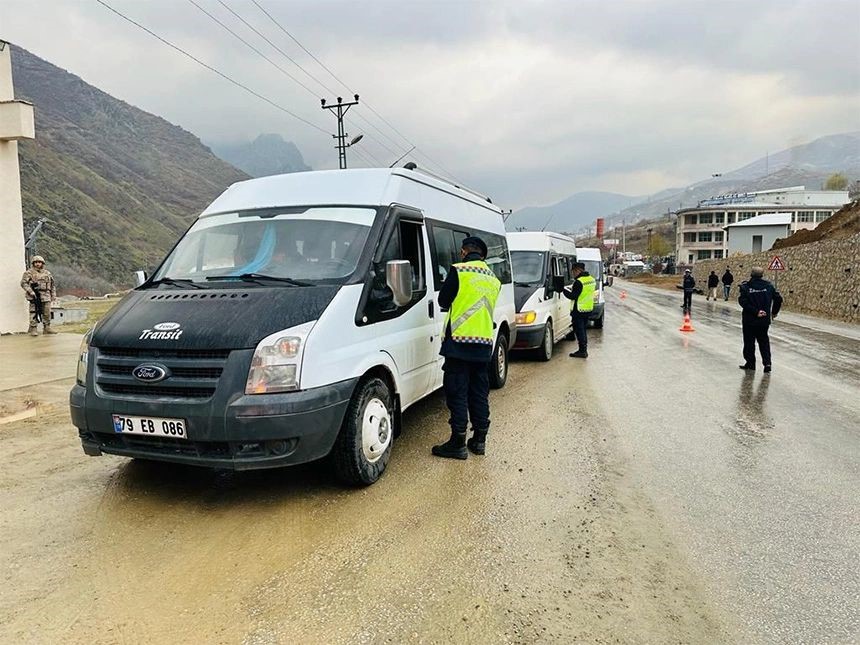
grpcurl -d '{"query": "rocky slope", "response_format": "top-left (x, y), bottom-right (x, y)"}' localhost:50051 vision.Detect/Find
top-left (212, 133), bottom-right (310, 178)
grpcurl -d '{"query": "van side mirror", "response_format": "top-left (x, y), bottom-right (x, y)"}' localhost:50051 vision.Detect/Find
top-left (385, 260), bottom-right (413, 307)
top-left (551, 276), bottom-right (565, 293)
top-left (134, 270), bottom-right (148, 287)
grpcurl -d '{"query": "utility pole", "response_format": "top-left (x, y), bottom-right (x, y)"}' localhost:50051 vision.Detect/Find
top-left (24, 217), bottom-right (47, 266)
top-left (321, 94), bottom-right (359, 169)
top-left (647, 227), bottom-right (653, 258)
top-left (622, 218), bottom-right (626, 256)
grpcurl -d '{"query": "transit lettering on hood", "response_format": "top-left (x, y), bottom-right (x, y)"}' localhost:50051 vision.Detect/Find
top-left (139, 324), bottom-right (184, 340)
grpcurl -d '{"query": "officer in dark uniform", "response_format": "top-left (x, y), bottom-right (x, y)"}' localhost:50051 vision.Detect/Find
top-left (562, 262), bottom-right (595, 359)
top-left (738, 266), bottom-right (783, 373)
top-left (432, 236), bottom-right (501, 459)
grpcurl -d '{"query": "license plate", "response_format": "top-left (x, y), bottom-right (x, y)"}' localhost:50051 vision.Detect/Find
top-left (112, 414), bottom-right (187, 439)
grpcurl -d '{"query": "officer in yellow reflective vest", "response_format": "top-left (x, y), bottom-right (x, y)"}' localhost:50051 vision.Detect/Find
top-left (432, 236), bottom-right (501, 459)
top-left (562, 262), bottom-right (595, 359)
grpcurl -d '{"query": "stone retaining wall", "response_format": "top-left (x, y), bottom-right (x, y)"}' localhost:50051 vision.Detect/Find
top-left (690, 232), bottom-right (860, 323)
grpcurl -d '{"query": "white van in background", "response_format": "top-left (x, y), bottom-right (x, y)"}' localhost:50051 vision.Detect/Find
top-left (71, 166), bottom-right (516, 486)
top-left (508, 232), bottom-right (577, 360)
top-left (575, 247), bottom-right (605, 329)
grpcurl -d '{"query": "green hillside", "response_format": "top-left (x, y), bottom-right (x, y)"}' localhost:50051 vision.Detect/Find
top-left (11, 44), bottom-right (248, 287)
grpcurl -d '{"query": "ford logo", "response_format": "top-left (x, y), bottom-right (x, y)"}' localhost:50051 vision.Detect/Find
top-left (132, 364), bottom-right (169, 383)
top-left (153, 322), bottom-right (181, 331)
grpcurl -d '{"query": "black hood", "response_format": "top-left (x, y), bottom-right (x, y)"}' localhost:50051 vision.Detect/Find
top-left (92, 286), bottom-right (340, 350)
top-left (514, 284), bottom-right (542, 312)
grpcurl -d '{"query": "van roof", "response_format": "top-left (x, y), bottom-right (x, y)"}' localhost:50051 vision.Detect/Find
top-left (575, 247), bottom-right (603, 261)
top-left (200, 168), bottom-right (501, 217)
top-left (507, 231), bottom-right (577, 252)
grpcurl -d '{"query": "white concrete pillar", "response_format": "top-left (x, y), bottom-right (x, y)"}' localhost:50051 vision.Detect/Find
top-left (0, 42), bottom-right (33, 333)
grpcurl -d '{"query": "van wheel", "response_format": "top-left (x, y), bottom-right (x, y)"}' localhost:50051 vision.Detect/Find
top-left (536, 321), bottom-right (553, 362)
top-left (331, 377), bottom-right (393, 486)
top-left (489, 334), bottom-right (509, 389)
top-left (593, 313), bottom-right (604, 329)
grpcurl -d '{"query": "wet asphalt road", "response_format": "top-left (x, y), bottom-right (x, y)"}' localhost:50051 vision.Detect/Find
top-left (1, 281), bottom-right (857, 643)
top-left (591, 281), bottom-right (860, 644)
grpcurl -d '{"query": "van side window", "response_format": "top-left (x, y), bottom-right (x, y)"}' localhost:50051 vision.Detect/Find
top-left (366, 218), bottom-right (427, 321)
top-left (483, 231), bottom-right (512, 285)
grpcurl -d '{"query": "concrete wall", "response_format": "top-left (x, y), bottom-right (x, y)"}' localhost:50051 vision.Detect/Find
top-left (691, 232), bottom-right (860, 323)
top-left (0, 43), bottom-right (29, 333)
top-left (726, 224), bottom-right (791, 256)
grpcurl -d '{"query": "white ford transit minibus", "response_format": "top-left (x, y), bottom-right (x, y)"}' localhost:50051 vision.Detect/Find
top-left (71, 167), bottom-right (516, 485)
top-left (508, 232), bottom-right (577, 360)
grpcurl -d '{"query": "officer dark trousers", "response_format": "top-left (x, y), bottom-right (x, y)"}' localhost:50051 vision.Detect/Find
top-left (742, 320), bottom-right (772, 367)
top-left (683, 291), bottom-right (693, 311)
top-left (571, 312), bottom-right (588, 352)
top-left (443, 358), bottom-right (490, 434)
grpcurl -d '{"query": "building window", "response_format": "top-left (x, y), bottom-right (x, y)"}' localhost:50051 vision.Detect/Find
top-left (684, 233), bottom-right (696, 243)
top-left (686, 214), bottom-right (698, 226)
top-left (797, 210), bottom-right (814, 222)
top-left (698, 232), bottom-right (712, 242)
top-left (714, 250), bottom-right (724, 259)
top-left (713, 212), bottom-right (725, 224)
top-left (688, 254), bottom-right (694, 264)
top-left (699, 213), bottom-right (713, 224)
top-left (815, 211), bottom-right (832, 222)
top-left (714, 231), bottom-right (724, 242)
top-left (738, 211), bottom-right (755, 221)
top-left (726, 212), bottom-right (736, 224)
top-left (697, 250), bottom-right (711, 260)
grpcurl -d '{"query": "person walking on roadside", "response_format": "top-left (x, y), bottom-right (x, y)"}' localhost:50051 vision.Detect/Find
top-left (681, 269), bottom-right (695, 313)
top-left (721, 267), bottom-right (734, 301)
top-left (432, 236), bottom-right (501, 459)
top-left (562, 262), bottom-right (596, 359)
top-left (20, 255), bottom-right (57, 336)
top-left (738, 267), bottom-right (783, 373)
top-left (707, 271), bottom-right (719, 301)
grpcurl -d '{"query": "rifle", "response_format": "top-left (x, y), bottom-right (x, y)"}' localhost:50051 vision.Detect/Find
top-left (30, 282), bottom-right (43, 323)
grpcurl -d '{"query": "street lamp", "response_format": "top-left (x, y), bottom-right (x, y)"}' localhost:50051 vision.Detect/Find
top-left (346, 134), bottom-right (363, 147)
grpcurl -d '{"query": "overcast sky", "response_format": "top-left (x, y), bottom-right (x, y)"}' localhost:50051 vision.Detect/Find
top-left (3, 0), bottom-right (859, 208)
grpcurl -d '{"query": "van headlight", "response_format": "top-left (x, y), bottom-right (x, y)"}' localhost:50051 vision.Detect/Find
top-left (76, 329), bottom-right (92, 386)
top-left (245, 321), bottom-right (316, 394)
top-left (516, 311), bottom-right (537, 325)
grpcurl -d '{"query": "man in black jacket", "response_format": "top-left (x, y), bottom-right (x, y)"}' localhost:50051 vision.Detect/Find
top-left (681, 269), bottom-right (695, 312)
top-left (738, 267), bottom-right (783, 373)
top-left (706, 271), bottom-right (719, 300)
top-left (721, 267), bottom-right (734, 301)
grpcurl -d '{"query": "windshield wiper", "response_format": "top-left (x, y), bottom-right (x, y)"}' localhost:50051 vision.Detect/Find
top-left (146, 277), bottom-right (203, 289)
top-left (206, 273), bottom-right (312, 287)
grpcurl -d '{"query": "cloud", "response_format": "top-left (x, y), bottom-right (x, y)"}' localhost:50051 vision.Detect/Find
top-left (2, 0), bottom-right (858, 208)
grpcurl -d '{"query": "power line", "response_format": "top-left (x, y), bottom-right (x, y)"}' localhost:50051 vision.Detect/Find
top-left (249, 0), bottom-right (464, 180)
top-left (187, 0), bottom-right (320, 99)
top-left (95, 0), bottom-right (330, 135)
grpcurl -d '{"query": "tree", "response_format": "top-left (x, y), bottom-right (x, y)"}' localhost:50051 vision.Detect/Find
top-left (824, 173), bottom-right (849, 191)
top-left (647, 233), bottom-right (671, 258)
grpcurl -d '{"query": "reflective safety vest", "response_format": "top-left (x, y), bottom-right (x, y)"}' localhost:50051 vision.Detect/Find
top-left (571, 274), bottom-right (596, 313)
top-left (446, 260), bottom-right (501, 345)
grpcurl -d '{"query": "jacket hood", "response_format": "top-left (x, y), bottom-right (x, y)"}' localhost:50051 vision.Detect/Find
top-left (92, 286), bottom-right (340, 350)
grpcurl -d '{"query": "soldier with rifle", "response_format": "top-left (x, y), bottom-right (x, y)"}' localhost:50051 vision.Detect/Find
top-left (20, 255), bottom-right (57, 336)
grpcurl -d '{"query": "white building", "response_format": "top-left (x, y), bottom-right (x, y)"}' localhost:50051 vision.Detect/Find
top-left (725, 212), bottom-right (792, 256)
top-left (675, 186), bottom-right (850, 265)
top-left (0, 41), bottom-right (36, 333)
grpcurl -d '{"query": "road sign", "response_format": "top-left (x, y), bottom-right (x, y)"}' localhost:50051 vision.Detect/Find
top-left (768, 255), bottom-right (786, 271)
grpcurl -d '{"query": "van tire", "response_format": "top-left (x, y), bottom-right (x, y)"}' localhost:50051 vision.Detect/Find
top-left (536, 321), bottom-right (553, 362)
top-left (593, 313), bottom-right (604, 329)
top-left (489, 334), bottom-right (509, 389)
top-left (331, 377), bottom-right (393, 486)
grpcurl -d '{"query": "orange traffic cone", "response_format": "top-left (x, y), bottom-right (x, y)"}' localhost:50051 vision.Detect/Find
top-left (679, 312), bottom-right (695, 332)
top-left (620, 290), bottom-right (627, 300)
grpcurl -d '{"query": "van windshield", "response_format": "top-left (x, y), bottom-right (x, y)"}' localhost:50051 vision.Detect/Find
top-left (153, 207), bottom-right (375, 285)
top-left (510, 251), bottom-right (547, 285)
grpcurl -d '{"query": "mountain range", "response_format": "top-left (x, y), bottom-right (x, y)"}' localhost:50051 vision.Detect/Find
top-left (11, 44), bottom-right (248, 285)
top-left (509, 131), bottom-right (860, 234)
top-left (211, 133), bottom-right (311, 178)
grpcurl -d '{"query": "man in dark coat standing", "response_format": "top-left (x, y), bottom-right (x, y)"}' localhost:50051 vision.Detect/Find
top-left (681, 269), bottom-right (695, 312)
top-left (738, 267), bottom-right (783, 373)
top-left (721, 267), bottom-right (734, 301)
top-left (706, 271), bottom-right (719, 300)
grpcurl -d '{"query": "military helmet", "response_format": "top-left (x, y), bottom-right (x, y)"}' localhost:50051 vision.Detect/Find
top-left (31, 255), bottom-right (46, 265)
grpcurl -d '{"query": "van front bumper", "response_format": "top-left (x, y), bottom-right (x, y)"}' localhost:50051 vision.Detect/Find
top-left (512, 323), bottom-right (545, 350)
top-left (70, 377), bottom-right (358, 470)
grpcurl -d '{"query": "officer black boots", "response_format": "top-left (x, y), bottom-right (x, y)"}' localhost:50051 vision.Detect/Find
top-left (467, 429), bottom-right (487, 455)
top-left (432, 430), bottom-right (468, 459)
